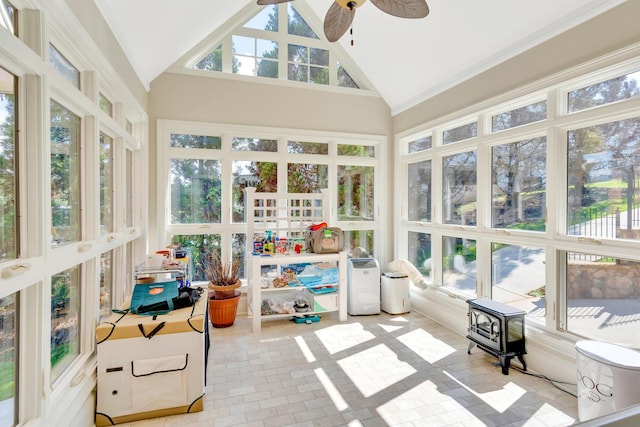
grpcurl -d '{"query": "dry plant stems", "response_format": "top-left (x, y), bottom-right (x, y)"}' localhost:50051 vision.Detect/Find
top-left (203, 252), bottom-right (241, 299)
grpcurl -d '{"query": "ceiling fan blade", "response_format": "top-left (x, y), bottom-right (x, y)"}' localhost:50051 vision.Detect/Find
top-left (324, 2), bottom-right (355, 42)
top-left (370, 0), bottom-right (429, 19)
top-left (256, 0), bottom-right (292, 5)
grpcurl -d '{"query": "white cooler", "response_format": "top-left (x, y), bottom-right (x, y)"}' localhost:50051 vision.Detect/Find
top-left (381, 272), bottom-right (410, 314)
top-left (575, 340), bottom-right (640, 422)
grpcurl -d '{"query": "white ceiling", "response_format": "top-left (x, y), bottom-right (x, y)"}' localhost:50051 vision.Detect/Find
top-left (94, 0), bottom-right (624, 115)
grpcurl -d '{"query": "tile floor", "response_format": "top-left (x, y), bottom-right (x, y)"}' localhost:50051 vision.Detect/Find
top-left (117, 311), bottom-right (579, 427)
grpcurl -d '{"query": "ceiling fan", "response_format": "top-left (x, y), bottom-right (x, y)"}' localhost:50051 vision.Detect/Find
top-left (256, 0), bottom-right (429, 43)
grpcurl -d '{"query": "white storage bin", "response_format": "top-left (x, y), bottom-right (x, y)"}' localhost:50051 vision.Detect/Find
top-left (381, 272), bottom-right (410, 314)
top-left (575, 340), bottom-right (640, 422)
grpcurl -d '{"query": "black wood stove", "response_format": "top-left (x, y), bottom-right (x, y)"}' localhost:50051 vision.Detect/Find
top-left (466, 298), bottom-right (526, 375)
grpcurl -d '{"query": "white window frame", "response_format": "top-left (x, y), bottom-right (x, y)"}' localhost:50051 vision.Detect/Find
top-left (395, 43), bottom-right (640, 345)
top-left (156, 120), bottom-right (384, 272)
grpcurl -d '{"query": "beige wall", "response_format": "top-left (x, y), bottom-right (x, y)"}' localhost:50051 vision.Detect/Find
top-left (149, 73), bottom-right (390, 133)
top-left (393, 0), bottom-right (640, 133)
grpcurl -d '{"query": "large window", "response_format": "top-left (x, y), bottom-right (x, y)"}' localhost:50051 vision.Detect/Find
top-left (408, 231), bottom-right (431, 278)
top-left (492, 243), bottom-right (545, 320)
top-left (408, 160), bottom-right (431, 222)
top-left (565, 252), bottom-right (640, 347)
top-left (442, 151), bottom-right (477, 226)
top-left (170, 159), bottom-right (221, 224)
top-left (0, 67), bottom-right (17, 262)
top-left (442, 235), bottom-right (476, 297)
top-left (1, 4), bottom-right (145, 425)
top-left (99, 251), bottom-right (113, 322)
top-left (338, 165), bottom-right (373, 221)
top-left (161, 123), bottom-right (381, 272)
top-left (289, 162), bottom-right (327, 193)
top-left (0, 292), bottom-right (17, 426)
top-left (492, 137), bottom-right (546, 231)
top-left (99, 132), bottom-right (113, 234)
top-left (51, 265), bottom-right (81, 383)
top-left (50, 100), bottom-right (81, 247)
top-left (567, 118), bottom-right (640, 241)
top-left (399, 55), bottom-right (640, 347)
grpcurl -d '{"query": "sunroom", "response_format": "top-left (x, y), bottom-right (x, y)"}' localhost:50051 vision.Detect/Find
top-left (1, 0), bottom-right (640, 426)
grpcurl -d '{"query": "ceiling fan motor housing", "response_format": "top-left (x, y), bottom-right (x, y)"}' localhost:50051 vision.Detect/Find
top-left (336, 0), bottom-right (367, 10)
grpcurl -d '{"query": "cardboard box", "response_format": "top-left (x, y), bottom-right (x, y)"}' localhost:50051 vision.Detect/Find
top-left (95, 296), bottom-right (207, 426)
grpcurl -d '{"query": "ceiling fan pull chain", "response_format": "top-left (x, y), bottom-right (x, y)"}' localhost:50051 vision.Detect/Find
top-left (350, 5), bottom-right (355, 46)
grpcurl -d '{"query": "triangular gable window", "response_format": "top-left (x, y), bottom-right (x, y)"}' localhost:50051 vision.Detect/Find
top-left (244, 4), bottom-right (277, 32)
top-left (193, 44), bottom-right (223, 72)
top-left (288, 4), bottom-right (318, 39)
top-left (190, 3), bottom-right (362, 90)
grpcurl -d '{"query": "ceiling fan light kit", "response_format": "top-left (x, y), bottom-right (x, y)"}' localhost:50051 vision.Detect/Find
top-left (256, 0), bottom-right (429, 43)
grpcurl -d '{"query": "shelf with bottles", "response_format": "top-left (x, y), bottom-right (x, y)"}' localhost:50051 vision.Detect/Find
top-left (243, 187), bottom-right (347, 332)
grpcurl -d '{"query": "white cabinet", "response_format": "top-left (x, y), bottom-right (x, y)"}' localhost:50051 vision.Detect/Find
top-left (244, 187), bottom-right (348, 333)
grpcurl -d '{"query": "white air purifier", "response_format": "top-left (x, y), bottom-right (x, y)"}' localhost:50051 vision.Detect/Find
top-left (347, 258), bottom-right (380, 315)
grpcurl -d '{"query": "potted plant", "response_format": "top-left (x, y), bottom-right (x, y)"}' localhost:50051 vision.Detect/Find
top-left (201, 252), bottom-right (242, 328)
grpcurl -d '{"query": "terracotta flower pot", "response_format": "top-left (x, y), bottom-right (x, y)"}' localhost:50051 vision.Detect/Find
top-left (208, 290), bottom-right (241, 328)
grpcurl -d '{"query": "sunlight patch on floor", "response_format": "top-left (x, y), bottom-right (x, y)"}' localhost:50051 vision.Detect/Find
top-left (315, 367), bottom-right (349, 411)
top-left (315, 322), bottom-right (375, 354)
top-left (444, 370), bottom-right (525, 413)
top-left (387, 315), bottom-right (410, 322)
top-left (397, 328), bottom-right (456, 363)
top-left (337, 343), bottom-right (416, 398)
top-left (294, 335), bottom-right (316, 363)
top-left (378, 323), bottom-right (406, 333)
top-left (523, 402), bottom-right (576, 426)
top-left (377, 379), bottom-right (478, 425)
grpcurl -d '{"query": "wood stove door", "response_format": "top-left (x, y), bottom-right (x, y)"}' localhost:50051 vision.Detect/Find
top-left (469, 310), bottom-right (501, 351)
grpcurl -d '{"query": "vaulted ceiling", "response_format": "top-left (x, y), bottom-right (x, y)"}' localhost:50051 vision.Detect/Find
top-left (94, 0), bottom-right (625, 115)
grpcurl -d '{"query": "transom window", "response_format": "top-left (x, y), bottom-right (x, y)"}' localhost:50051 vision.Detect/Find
top-left (492, 100), bottom-right (547, 132)
top-left (49, 44), bottom-right (80, 89)
top-left (568, 69), bottom-right (640, 113)
top-left (0, 0), bottom-right (16, 35)
top-left (99, 93), bottom-right (113, 117)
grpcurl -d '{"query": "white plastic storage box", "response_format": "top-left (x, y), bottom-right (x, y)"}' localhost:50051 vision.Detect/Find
top-left (303, 287), bottom-right (339, 312)
top-left (575, 340), bottom-right (640, 422)
top-left (347, 258), bottom-right (380, 315)
top-left (381, 272), bottom-right (410, 314)
top-left (95, 296), bottom-right (207, 426)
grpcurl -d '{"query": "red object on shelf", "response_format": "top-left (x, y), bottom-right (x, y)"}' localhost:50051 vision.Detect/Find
top-left (309, 222), bottom-right (328, 231)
